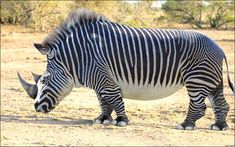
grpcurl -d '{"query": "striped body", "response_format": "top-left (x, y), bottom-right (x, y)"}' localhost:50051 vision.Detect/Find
top-left (57, 21), bottom-right (223, 101)
top-left (94, 23), bottom-right (189, 100)
top-left (20, 9), bottom-right (233, 129)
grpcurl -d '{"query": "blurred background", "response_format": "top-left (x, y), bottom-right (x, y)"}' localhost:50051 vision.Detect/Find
top-left (1, 0), bottom-right (234, 32)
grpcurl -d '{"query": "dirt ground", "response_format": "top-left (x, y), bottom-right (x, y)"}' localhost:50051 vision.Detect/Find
top-left (1, 25), bottom-right (234, 146)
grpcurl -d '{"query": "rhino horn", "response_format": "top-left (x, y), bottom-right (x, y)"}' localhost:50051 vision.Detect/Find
top-left (17, 72), bottom-right (38, 99)
top-left (31, 72), bottom-right (41, 83)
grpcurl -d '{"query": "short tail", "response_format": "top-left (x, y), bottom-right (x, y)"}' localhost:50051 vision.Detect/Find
top-left (224, 55), bottom-right (234, 94)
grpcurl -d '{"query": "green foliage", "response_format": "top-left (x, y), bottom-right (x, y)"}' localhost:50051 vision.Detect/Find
top-left (162, 0), bottom-right (205, 28)
top-left (162, 0), bottom-right (234, 29)
top-left (206, 1), bottom-right (234, 29)
top-left (1, 1), bottom-right (34, 25)
top-left (1, 1), bottom-right (73, 31)
top-left (1, 0), bottom-right (234, 31)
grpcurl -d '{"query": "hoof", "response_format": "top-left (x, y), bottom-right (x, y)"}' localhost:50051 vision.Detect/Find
top-left (94, 119), bottom-right (102, 124)
top-left (176, 120), bottom-right (196, 130)
top-left (210, 121), bottom-right (228, 131)
top-left (111, 120), bottom-right (117, 125)
top-left (176, 124), bottom-right (196, 130)
top-left (111, 120), bottom-right (127, 126)
top-left (103, 119), bottom-right (111, 125)
top-left (112, 116), bottom-right (129, 127)
top-left (176, 124), bottom-right (184, 130)
top-left (93, 114), bottom-right (112, 125)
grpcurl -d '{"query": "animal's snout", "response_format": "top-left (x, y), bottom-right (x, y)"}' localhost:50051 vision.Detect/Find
top-left (34, 102), bottom-right (40, 112)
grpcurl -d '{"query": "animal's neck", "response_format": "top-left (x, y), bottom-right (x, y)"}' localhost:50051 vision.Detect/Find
top-left (62, 23), bottom-right (95, 87)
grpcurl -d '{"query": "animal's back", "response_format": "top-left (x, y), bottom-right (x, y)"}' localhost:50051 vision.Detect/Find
top-left (97, 22), bottom-right (222, 100)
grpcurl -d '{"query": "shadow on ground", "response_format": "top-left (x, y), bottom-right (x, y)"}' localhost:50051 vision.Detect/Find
top-left (1, 114), bottom-right (93, 125)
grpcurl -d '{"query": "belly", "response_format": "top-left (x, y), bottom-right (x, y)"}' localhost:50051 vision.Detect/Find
top-left (120, 84), bottom-right (183, 100)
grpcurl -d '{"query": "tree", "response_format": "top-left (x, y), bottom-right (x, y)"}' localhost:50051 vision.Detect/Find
top-left (162, 0), bottom-right (205, 28)
top-left (1, 1), bottom-right (34, 25)
top-left (161, 0), bottom-right (234, 29)
top-left (1, 1), bottom-right (73, 31)
top-left (206, 1), bottom-right (234, 29)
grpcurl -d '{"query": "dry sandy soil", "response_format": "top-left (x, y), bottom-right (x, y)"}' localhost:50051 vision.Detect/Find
top-left (1, 25), bottom-right (234, 146)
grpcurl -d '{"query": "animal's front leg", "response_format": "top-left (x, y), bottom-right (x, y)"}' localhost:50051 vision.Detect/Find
top-left (94, 95), bottom-right (113, 125)
top-left (98, 86), bottom-right (129, 127)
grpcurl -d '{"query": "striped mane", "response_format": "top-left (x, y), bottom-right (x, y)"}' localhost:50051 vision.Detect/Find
top-left (43, 8), bottom-right (109, 45)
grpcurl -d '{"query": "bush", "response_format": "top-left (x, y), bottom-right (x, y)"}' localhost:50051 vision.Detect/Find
top-left (162, 0), bottom-right (234, 29)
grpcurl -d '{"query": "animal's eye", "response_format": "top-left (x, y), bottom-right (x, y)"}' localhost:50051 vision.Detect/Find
top-left (41, 78), bottom-right (47, 85)
top-left (41, 76), bottom-right (49, 85)
top-left (41, 71), bottom-right (50, 85)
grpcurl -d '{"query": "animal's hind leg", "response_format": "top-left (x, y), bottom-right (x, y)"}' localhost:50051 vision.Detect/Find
top-left (177, 96), bottom-right (207, 130)
top-left (177, 79), bottom-right (212, 130)
top-left (208, 81), bottom-right (229, 130)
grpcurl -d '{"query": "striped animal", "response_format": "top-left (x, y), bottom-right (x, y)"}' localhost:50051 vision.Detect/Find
top-left (18, 9), bottom-right (234, 130)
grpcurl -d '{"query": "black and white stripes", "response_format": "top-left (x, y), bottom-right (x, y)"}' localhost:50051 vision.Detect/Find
top-left (31, 9), bottom-right (233, 129)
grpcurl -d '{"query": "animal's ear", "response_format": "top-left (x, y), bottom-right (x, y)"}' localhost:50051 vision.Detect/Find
top-left (34, 43), bottom-right (50, 55)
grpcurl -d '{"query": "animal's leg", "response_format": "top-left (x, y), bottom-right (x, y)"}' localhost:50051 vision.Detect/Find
top-left (94, 94), bottom-right (113, 125)
top-left (177, 78), bottom-right (212, 130)
top-left (98, 86), bottom-right (129, 127)
top-left (177, 97), bottom-right (207, 130)
top-left (208, 81), bottom-right (229, 131)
